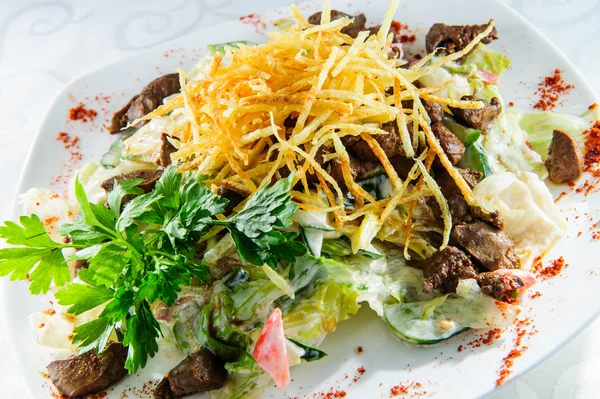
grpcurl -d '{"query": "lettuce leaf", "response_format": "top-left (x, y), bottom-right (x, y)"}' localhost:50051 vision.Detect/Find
top-left (462, 43), bottom-right (510, 76)
top-left (473, 171), bottom-right (566, 265)
top-left (519, 111), bottom-right (589, 160)
top-left (481, 108), bottom-right (547, 179)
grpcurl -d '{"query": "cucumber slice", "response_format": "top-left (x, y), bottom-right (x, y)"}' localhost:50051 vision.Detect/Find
top-left (356, 174), bottom-right (395, 200)
top-left (442, 116), bottom-right (481, 147)
top-left (100, 138), bottom-right (125, 168)
top-left (458, 142), bottom-right (493, 177)
top-left (301, 226), bottom-right (324, 258)
top-left (384, 301), bottom-right (467, 345)
top-left (207, 41), bottom-right (255, 55)
top-left (292, 209), bottom-right (334, 231)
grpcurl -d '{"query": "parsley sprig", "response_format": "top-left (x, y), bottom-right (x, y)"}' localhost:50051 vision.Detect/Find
top-left (0, 167), bottom-right (305, 372)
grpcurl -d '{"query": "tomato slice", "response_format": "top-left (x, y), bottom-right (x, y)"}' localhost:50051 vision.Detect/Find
top-left (253, 308), bottom-right (290, 389)
top-left (478, 69), bottom-right (499, 84)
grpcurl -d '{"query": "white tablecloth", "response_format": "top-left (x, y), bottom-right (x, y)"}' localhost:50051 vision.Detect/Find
top-left (0, 1), bottom-right (598, 398)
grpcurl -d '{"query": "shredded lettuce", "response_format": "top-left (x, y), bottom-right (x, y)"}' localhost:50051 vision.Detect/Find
top-left (519, 111), bottom-right (588, 160)
top-left (419, 66), bottom-right (474, 100)
top-left (473, 171), bottom-right (566, 265)
top-left (481, 108), bottom-right (547, 179)
top-left (462, 43), bottom-right (510, 76)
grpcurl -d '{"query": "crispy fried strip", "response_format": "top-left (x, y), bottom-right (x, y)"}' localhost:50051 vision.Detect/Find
top-left (359, 132), bottom-right (402, 191)
top-left (420, 116), bottom-right (474, 204)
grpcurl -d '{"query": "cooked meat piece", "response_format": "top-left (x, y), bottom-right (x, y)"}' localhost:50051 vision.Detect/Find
top-left (308, 10), bottom-right (367, 38)
top-left (216, 185), bottom-right (248, 215)
top-left (452, 221), bottom-right (520, 271)
top-left (402, 99), bottom-right (444, 124)
top-left (421, 246), bottom-right (477, 293)
top-left (432, 168), bottom-right (503, 228)
top-left (329, 154), bottom-right (377, 190)
top-left (101, 169), bottom-right (163, 194)
top-left (389, 155), bottom-right (414, 181)
top-left (413, 198), bottom-right (442, 227)
top-left (274, 146), bottom-right (329, 188)
top-left (74, 260), bottom-right (89, 275)
top-left (154, 348), bottom-right (226, 398)
top-left (47, 342), bottom-right (128, 398)
top-left (340, 134), bottom-right (362, 147)
top-left (470, 206), bottom-right (504, 229)
top-left (476, 271), bottom-right (525, 300)
top-left (545, 129), bottom-right (584, 183)
top-left (159, 134), bottom-right (177, 167)
top-left (352, 122), bottom-right (404, 161)
top-left (432, 122), bottom-right (465, 165)
top-left (109, 73), bottom-right (181, 134)
top-left (153, 378), bottom-right (178, 399)
top-left (425, 22), bottom-right (498, 55)
top-left (450, 96), bottom-right (501, 132)
top-left (435, 168), bottom-right (480, 221)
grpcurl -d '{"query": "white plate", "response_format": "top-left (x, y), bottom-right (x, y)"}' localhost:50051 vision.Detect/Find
top-left (2, 0), bottom-right (599, 398)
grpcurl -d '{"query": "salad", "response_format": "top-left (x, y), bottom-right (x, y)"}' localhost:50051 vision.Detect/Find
top-left (0, 1), bottom-right (596, 398)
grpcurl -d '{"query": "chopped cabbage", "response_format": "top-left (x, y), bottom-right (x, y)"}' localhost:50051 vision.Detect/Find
top-left (473, 171), bottom-right (567, 265)
top-left (519, 111), bottom-right (589, 160)
top-left (462, 43), bottom-right (511, 76)
top-left (481, 108), bottom-right (547, 179)
top-left (419, 66), bottom-right (474, 100)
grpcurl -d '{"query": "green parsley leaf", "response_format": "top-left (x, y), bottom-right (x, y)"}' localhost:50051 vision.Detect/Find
top-left (229, 174), bottom-right (296, 238)
top-left (101, 288), bottom-right (134, 321)
top-left (0, 215), bottom-right (59, 248)
top-left (75, 179), bottom-right (116, 234)
top-left (107, 178), bottom-right (144, 218)
top-left (87, 243), bottom-right (128, 287)
top-left (116, 191), bottom-right (163, 232)
top-left (122, 301), bottom-right (161, 372)
top-left (0, 247), bottom-right (54, 281)
top-left (0, 215), bottom-right (71, 294)
top-left (29, 249), bottom-right (71, 294)
top-left (55, 284), bottom-right (114, 315)
top-left (72, 317), bottom-right (113, 354)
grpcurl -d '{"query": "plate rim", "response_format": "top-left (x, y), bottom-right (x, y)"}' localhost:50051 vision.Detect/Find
top-left (2, 0), bottom-right (599, 398)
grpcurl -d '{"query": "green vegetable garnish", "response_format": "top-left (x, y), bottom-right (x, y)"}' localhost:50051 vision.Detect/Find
top-left (0, 167), bottom-right (305, 372)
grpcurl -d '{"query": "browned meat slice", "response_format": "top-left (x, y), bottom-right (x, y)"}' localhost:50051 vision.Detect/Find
top-left (308, 10), bottom-right (367, 38)
top-left (154, 348), bottom-right (226, 398)
top-left (216, 185), bottom-right (248, 214)
top-left (435, 168), bottom-right (481, 221)
top-left (425, 22), bottom-right (498, 55)
top-left (101, 169), bottom-right (163, 194)
top-left (449, 96), bottom-right (501, 132)
top-left (74, 259), bottom-right (89, 274)
top-left (352, 122), bottom-right (404, 161)
top-left (389, 155), bottom-right (414, 181)
top-left (433, 168), bottom-right (503, 228)
top-left (159, 134), bottom-right (177, 167)
top-left (402, 99), bottom-right (444, 124)
top-left (545, 129), bottom-right (584, 183)
top-left (154, 378), bottom-right (177, 399)
top-left (476, 271), bottom-right (525, 300)
top-left (109, 73), bottom-right (181, 134)
top-left (452, 221), bottom-right (520, 271)
top-left (47, 342), bottom-right (128, 397)
top-left (421, 246), bottom-right (477, 293)
top-left (432, 122), bottom-right (465, 165)
top-left (329, 154), bottom-right (378, 190)
top-left (340, 134), bottom-right (361, 147)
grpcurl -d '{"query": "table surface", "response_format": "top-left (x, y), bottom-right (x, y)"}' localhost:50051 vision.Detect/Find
top-left (1, 1), bottom-right (599, 398)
